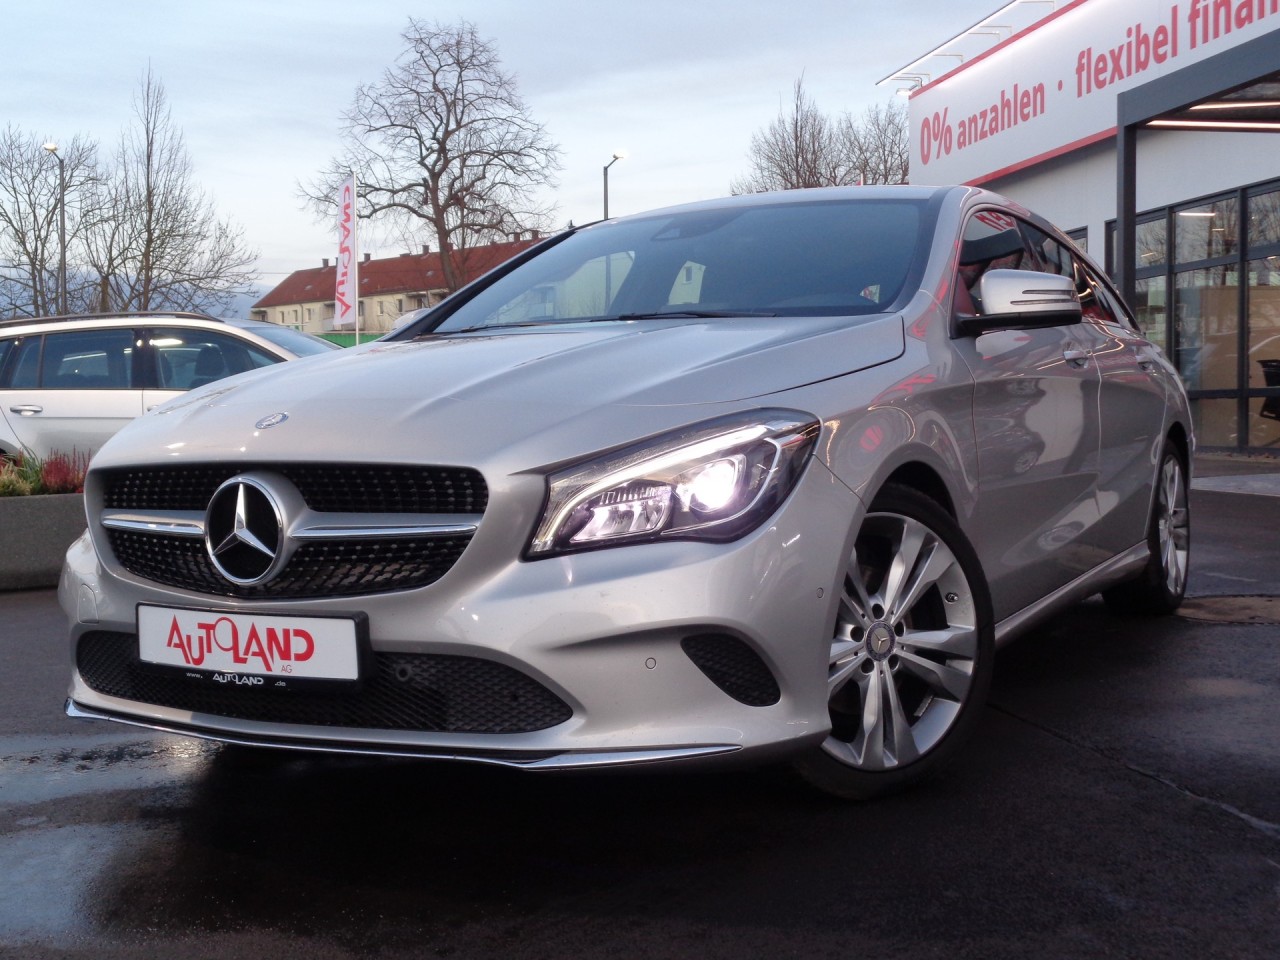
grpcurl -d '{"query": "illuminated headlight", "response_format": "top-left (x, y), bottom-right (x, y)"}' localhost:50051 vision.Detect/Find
top-left (527, 410), bottom-right (820, 557)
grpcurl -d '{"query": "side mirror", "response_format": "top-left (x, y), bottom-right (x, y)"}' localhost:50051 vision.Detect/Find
top-left (957, 269), bottom-right (1082, 336)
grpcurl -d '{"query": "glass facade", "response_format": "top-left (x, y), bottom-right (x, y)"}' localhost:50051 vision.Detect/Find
top-left (1116, 178), bottom-right (1280, 451)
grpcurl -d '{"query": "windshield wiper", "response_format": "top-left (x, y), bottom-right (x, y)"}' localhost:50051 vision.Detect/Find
top-left (609, 310), bottom-right (777, 321)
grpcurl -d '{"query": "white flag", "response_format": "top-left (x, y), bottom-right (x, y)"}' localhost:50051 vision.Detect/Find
top-left (334, 174), bottom-right (359, 334)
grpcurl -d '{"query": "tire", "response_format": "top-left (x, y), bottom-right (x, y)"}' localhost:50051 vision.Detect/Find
top-left (1102, 445), bottom-right (1190, 615)
top-left (794, 484), bottom-right (994, 800)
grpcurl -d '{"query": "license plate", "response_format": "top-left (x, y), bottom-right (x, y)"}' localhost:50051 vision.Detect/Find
top-left (138, 605), bottom-right (360, 682)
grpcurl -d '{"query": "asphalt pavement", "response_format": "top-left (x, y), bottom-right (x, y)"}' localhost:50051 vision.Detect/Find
top-left (0, 455), bottom-right (1277, 959)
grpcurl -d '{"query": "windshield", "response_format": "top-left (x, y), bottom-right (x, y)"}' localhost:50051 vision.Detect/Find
top-left (430, 198), bottom-right (929, 334)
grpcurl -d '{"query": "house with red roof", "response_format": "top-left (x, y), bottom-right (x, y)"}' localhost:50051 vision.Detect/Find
top-left (251, 236), bottom-right (540, 335)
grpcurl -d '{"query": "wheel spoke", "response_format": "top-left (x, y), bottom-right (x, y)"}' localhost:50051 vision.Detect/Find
top-left (850, 665), bottom-right (923, 769)
top-left (902, 625), bottom-right (978, 659)
top-left (842, 547), bottom-right (877, 625)
top-left (881, 670), bottom-right (920, 765)
top-left (897, 650), bottom-right (973, 700)
top-left (881, 521), bottom-right (928, 618)
top-left (853, 666), bottom-right (886, 770)
top-left (828, 638), bottom-right (865, 698)
top-left (886, 527), bottom-right (957, 623)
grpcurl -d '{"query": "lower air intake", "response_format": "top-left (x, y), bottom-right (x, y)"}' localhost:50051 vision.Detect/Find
top-left (77, 631), bottom-right (572, 734)
top-left (681, 633), bottom-right (781, 707)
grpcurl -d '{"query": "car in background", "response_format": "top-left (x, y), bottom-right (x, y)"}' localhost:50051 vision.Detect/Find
top-left (61, 186), bottom-right (1192, 799)
top-left (0, 312), bottom-right (339, 460)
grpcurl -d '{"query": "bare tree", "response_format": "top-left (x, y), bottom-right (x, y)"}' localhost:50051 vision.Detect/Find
top-left (732, 79), bottom-right (910, 194)
top-left (82, 69), bottom-right (257, 314)
top-left (304, 19), bottom-right (561, 293)
top-left (840, 101), bottom-right (910, 186)
top-left (0, 128), bottom-right (97, 317)
top-left (731, 79), bottom-right (860, 194)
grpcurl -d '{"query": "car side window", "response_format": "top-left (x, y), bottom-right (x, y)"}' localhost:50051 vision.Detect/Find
top-left (0, 339), bottom-right (12, 385)
top-left (1077, 260), bottom-right (1137, 332)
top-left (149, 327), bottom-right (280, 390)
top-left (40, 330), bottom-right (135, 389)
top-left (1021, 223), bottom-right (1075, 280)
top-left (9, 338), bottom-right (41, 387)
top-left (955, 210), bottom-right (1034, 317)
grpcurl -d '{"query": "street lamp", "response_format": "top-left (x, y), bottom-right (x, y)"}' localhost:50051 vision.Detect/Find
top-left (42, 142), bottom-right (67, 315)
top-left (602, 151), bottom-right (625, 220)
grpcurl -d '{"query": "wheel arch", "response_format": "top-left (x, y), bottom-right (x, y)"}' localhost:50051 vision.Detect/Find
top-left (876, 460), bottom-right (957, 519)
top-left (1164, 421), bottom-right (1191, 474)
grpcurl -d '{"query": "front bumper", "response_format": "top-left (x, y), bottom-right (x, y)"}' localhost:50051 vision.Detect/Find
top-left (61, 460), bottom-right (861, 770)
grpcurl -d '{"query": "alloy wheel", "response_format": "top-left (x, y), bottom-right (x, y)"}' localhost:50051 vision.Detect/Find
top-left (823, 511), bottom-right (980, 771)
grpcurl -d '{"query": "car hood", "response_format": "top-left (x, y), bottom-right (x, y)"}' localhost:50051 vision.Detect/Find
top-left (96, 315), bottom-right (904, 468)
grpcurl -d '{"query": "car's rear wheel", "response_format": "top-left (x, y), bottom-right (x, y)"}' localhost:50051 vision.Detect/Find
top-left (1102, 445), bottom-right (1190, 615)
top-left (794, 484), bottom-right (994, 799)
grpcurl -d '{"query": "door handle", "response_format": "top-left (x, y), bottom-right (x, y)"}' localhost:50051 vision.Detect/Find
top-left (9, 404), bottom-right (43, 415)
top-left (1063, 348), bottom-right (1091, 366)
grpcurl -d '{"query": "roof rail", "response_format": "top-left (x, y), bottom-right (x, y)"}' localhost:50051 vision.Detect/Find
top-left (0, 310), bottom-right (224, 331)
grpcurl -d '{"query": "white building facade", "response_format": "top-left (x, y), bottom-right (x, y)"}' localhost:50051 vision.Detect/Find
top-left (896, 0), bottom-right (1280, 450)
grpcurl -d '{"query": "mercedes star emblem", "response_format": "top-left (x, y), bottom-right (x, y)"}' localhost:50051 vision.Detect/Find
top-left (255, 412), bottom-right (289, 429)
top-left (205, 475), bottom-right (285, 585)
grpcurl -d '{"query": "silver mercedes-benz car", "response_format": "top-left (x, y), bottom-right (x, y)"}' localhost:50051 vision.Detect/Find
top-left (60, 186), bottom-right (1192, 798)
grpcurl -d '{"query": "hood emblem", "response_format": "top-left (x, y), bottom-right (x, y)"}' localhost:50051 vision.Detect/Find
top-left (255, 412), bottom-right (289, 429)
top-left (206, 476), bottom-right (285, 585)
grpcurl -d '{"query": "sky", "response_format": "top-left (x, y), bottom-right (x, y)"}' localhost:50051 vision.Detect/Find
top-left (4, 0), bottom-right (1019, 292)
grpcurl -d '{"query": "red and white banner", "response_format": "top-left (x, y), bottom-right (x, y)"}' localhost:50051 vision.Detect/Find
top-left (910, 0), bottom-right (1280, 185)
top-left (334, 173), bottom-right (359, 332)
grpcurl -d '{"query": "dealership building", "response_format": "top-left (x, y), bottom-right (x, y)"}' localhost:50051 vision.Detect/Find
top-left (890, 0), bottom-right (1280, 450)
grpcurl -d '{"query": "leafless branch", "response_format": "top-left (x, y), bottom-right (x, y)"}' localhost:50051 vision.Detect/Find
top-left (301, 19), bottom-right (561, 292)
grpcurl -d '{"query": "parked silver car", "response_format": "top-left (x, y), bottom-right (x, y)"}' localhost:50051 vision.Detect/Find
top-left (60, 187), bottom-right (1192, 798)
top-left (0, 312), bottom-right (339, 460)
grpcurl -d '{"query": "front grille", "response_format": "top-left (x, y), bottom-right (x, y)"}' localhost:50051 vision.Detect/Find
top-left (77, 631), bottom-right (573, 734)
top-left (102, 463), bottom-right (488, 514)
top-left (107, 529), bottom-right (472, 599)
top-left (97, 462), bottom-right (488, 598)
top-left (681, 634), bottom-right (781, 707)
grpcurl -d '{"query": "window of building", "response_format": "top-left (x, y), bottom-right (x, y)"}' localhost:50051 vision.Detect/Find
top-left (1248, 187), bottom-right (1280, 248)
top-left (1136, 215), bottom-right (1168, 271)
top-left (1109, 176), bottom-right (1280, 450)
top-left (1174, 196), bottom-right (1239, 266)
top-left (1174, 266), bottom-right (1239, 392)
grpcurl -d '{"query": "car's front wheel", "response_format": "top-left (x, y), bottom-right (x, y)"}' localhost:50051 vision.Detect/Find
top-left (794, 485), bottom-right (994, 800)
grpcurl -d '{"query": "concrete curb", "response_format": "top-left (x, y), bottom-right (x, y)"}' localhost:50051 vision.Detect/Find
top-left (0, 495), bottom-right (86, 591)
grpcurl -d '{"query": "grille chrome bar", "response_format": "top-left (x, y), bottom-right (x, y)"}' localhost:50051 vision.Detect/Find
top-left (101, 509), bottom-right (481, 542)
top-left (291, 513), bottom-right (482, 540)
top-left (102, 511), bottom-right (205, 538)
